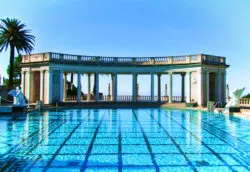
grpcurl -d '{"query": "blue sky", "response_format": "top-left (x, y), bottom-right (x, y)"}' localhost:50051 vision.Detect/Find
top-left (0, 0), bottom-right (250, 96)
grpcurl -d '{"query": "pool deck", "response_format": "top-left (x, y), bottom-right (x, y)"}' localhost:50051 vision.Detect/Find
top-left (25, 102), bottom-right (250, 119)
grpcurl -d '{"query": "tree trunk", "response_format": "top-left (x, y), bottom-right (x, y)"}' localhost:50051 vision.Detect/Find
top-left (9, 45), bottom-right (14, 87)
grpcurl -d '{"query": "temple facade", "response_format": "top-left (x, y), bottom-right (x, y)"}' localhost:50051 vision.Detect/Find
top-left (20, 52), bottom-right (229, 106)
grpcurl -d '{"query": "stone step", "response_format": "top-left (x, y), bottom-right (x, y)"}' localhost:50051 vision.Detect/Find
top-left (240, 109), bottom-right (250, 115)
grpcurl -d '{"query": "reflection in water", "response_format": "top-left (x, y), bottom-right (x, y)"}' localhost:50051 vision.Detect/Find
top-left (1, 108), bottom-right (250, 171)
top-left (43, 111), bottom-right (49, 144)
top-left (112, 109), bottom-right (117, 132)
top-left (23, 114), bottom-right (29, 140)
top-left (185, 111), bottom-right (191, 144)
top-left (225, 114), bottom-right (237, 138)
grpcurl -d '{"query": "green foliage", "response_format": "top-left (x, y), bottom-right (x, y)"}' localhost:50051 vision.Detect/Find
top-left (3, 54), bottom-right (22, 86)
top-left (242, 93), bottom-right (250, 98)
top-left (0, 18), bottom-right (35, 86)
top-left (66, 81), bottom-right (84, 96)
top-left (0, 18), bottom-right (35, 54)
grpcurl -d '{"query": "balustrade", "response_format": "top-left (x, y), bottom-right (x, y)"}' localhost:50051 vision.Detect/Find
top-left (239, 98), bottom-right (250, 106)
top-left (65, 95), bottom-right (184, 103)
top-left (22, 52), bottom-right (226, 66)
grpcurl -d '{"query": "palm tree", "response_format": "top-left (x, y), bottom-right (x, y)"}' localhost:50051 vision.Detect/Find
top-left (0, 18), bottom-right (35, 87)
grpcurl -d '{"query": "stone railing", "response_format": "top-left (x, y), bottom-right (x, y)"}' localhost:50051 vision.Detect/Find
top-left (239, 98), bottom-right (250, 107)
top-left (64, 95), bottom-right (184, 103)
top-left (22, 52), bottom-right (226, 66)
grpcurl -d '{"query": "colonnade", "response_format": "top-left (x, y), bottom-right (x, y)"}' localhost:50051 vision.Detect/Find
top-left (21, 69), bottom-right (226, 106)
top-left (20, 52), bottom-right (228, 106)
top-left (59, 72), bottom-right (188, 103)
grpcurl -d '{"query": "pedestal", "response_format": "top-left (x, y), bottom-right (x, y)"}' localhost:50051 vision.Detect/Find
top-left (229, 107), bottom-right (241, 113)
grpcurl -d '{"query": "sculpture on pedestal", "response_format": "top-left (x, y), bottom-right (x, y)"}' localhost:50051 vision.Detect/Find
top-left (225, 87), bottom-right (245, 108)
top-left (165, 84), bottom-right (168, 96)
top-left (8, 87), bottom-right (27, 106)
top-left (226, 84), bottom-right (230, 103)
top-left (107, 83), bottom-right (111, 100)
top-left (164, 83), bottom-right (169, 102)
top-left (224, 87), bottom-right (245, 113)
top-left (108, 83), bottom-right (111, 96)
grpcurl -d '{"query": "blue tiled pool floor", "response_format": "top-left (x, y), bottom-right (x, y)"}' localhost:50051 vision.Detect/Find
top-left (0, 108), bottom-right (250, 171)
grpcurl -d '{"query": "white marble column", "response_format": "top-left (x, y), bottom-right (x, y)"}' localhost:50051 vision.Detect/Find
top-left (223, 71), bottom-right (226, 104)
top-left (206, 71), bottom-right (210, 103)
top-left (21, 71), bottom-right (25, 94)
top-left (40, 70), bottom-right (45, 102)
top-left (26, 71), bottom-right (31, 104)
top-left (217, 70), bottom-right (222, 102)
top-left (197, 70), bottom-right (204, 106)
top-left (169, 72), bottom-right (173, 103)
top-left (47, 70), bottom-right (53, 104)
top-left (87, 73), bottom-right (91, 101)
top-left (132, 73), bottom-right (137, 102)
top-left (59, 71), bottom-right (64, 102)
top-left (186, 72), bottom-right (191, 103)
top-left (112, 73), bottom-right (118, 101)
top-left (63, 73), bottom-right (67, 102)
top-left (77, 72), bottom-right (81, 103)
top-left (151, 73), bottom-right (154, 101)
top-left (95, 72), bottom-right (99, 101)
top-left (181, 73), bottom-right (185, 102)
top-left (157, 74), bottom-right (161, 102)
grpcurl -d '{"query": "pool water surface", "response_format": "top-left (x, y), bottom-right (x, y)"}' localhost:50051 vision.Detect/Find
top-left (0, 108), bottom-right (250, 171)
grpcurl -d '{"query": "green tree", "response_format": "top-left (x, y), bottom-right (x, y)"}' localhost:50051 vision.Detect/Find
top-left (3, 54), bottom-right (22, 86)
top-left (242, 93), bottom-right (250, 98)
top-left (0, 18), bottom-right (35, 87)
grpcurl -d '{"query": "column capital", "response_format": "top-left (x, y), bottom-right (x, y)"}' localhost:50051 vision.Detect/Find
top-left (168, 72), bottom-right (173, 75)
top-left (181, 72), bottom-right (186, 77)
top-left (157, 73), bottom-right (161, 77)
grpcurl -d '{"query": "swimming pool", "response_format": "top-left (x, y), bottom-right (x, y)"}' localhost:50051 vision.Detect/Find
top-left (0, 108), bottom-right (250, 171)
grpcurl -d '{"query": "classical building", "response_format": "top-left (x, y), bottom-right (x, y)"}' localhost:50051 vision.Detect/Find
top-left (20, 52), bottom-right (229, 105)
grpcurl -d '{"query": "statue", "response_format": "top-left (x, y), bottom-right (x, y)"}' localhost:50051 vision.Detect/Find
top-left (226, 84), bottom-right (230, 103)
top-left (107, 83), bottom-right (111, 101)
top-left (225, 87), bottom-right (245, 108)
top-left (165, 84), bottom-right (168, 96)
top-left (8, 87), bottom-right (27, 107)
top-left (36, 100), bottom-right (44, 111)
top-left (108, 83), bottom-right (111, 96)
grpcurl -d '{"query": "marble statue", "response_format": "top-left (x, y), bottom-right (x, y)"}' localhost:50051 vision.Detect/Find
top-left (108, 83), bottom-right (111, 96)
top-left (165, 84), bottom-right (168, 96)
top-left (226, 84), bottom-right (230, 103)
top-left (225, 87), bottom-right (245, 108)
top-left (8, 87), bottom-right (27, 106)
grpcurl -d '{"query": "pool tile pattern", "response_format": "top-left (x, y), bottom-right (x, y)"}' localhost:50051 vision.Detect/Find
top-left (0, 109), bottom-right (250, 171)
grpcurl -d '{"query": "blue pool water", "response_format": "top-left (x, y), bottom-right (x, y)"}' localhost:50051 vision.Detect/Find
top-left (0, 108), bottom-right (250, 171)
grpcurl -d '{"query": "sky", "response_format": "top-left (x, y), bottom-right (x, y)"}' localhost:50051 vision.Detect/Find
top-left (0, 0), bottom-right (250, 96)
